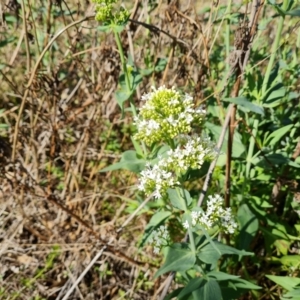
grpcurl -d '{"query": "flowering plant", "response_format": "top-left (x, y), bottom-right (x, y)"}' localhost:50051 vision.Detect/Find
top-left (102, 86), bottom-right (258, 299)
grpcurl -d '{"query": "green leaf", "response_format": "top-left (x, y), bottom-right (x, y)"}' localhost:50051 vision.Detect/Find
top-left (163, 288), bottom-right (183, 300)
top-left (192, 278), bottom-right (223, 300)
top-left (139, 68), bottom-right (152, 76)
top-left (153, 144), bottom-right (171, 159)
top-left (260, 226), bottom-right (291, 255)
top-left (283, 8), bottom-right (300, 17)
top-left (167, 188), bottom-right (192, 210)
top-left (199, 241), bottom-right (253, 265)
top-left (197, 227), bottom-right (224, 267)
top-left (97, 25), bottom-right (112, 32)
top-left (131, 137), bottom-right (144, 157)
top-left (207, 271), bottom-right (240, 281)
top-left (206, 122), bottom-right (245, 158)
top-left (265, 124), bottom-right (294, 146)
top-left (237, 203), bottom-right (259, 250)
top-left (99, 150), bottom-right (146, 173)
top-left (251, 152), bottom-right (300, 168)
top-left (279, 255), bottom-right (300, 267)
top-left (111, 24), bottom-right (127, 33)
top-left (231, 278), bottom-right (261, 290)
top-left (198, 242), bottom-right (221, 265)
top-left (154, 58), bottom-right (168, 72)
top-left (2, 15), bottom-right (17, 24)
top-left (266, 275), bottom-right (300, 291)
top-left (115, 89), bottom-right (132, 112)
top-left (219, 278), bottom-right (261, 300)
top-left (263, 85), bottom-right (286, 108)
top-left (223, 97), bottom-right (264, 115)
top-left (0, 37), bottom-right (17, 48)
top-left (115, 70), bottom-right (142, 113)
top-left (274, 240), bottom-right (291, 256)
top-left (147, 211), bottom-right (172, 228)
top-left (140, 211), bottom-right (172, 248)
top-left (246, 72), bottom-right (257, 95)
top-left (268, 1), bottom-right (286, 17)
top-left (154, 243), bottom-right (196, 278)
top-left (177, 277), bottom-right (204, 298)
top-left (282, 288), bottom-right (300, 300)
top-left (128, 70), bottom-right (143, 90)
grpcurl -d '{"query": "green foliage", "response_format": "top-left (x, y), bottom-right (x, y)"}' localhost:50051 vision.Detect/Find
top-left (100, 150), bottom-right (146, 173)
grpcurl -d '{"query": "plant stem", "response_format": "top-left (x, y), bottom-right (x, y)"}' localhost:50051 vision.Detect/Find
top-left (114, 30), bottom-right (137, 117)
top-left (114, 29), bottom-right (148, 155)
top-left (187, 226), bottom-right (196, 253)
top-left (179, 187), bottom-right (196, 252)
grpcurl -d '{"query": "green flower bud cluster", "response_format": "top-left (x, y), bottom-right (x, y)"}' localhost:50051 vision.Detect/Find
top-left (134, 86), bottom-right (206, 146)
top-left (92, 0), bottom-right (130, 25)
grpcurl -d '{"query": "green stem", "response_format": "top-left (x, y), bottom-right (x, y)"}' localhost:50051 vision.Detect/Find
top-left (187, 226), bottom-right (196, 253)
top-left (178, 187), bottom-right (196, 252)
top-left (114, 28), bottom-right (148, 155)
top-left (114, 30), bottom-right (137, 117)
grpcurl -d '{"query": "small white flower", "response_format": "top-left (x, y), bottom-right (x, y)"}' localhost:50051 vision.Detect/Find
top-left (191, 211), bottom-right (201, 226)
top-left (184, 195), bottom-right (237, 234)
top-left (148, 225), bottom-right (170, 255)
top-left (166, 116), bottom-right (174, 124)
top-left (183, 220), bottom-right (190, 229)
top-left (153, 247), bottom-right (160, 254)
top-left (154, 189), bottom-right (162, 199)
top-left (170, 98), bottom-right (180, 105)
top-left (195, 106), bottom-right (206, 114)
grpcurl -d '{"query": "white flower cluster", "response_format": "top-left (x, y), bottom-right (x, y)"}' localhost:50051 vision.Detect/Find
top-left (138, 162), bottom-right (179, 199)
top-left (183, 194), bottom-right (238, 234)
top-left (138, 136), bottom-right (217, 199)
top-left (166, 136), bottom-right (217, 173)
top-left (148, 225), bottom-right (170, 254)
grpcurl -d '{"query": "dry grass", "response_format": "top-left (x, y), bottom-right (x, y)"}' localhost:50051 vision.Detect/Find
top-left (0, 0), bottom-right (279, 299)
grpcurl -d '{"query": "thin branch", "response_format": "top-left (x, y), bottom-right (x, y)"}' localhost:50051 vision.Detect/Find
top-left (128, 18), bottom-right (189, 47)
top-left (60, 247), bottom-right (106, 300)
top-left (198, 104), bottom-right (234, 206)
top-left (20, 0), bottom-right (31, 72)
top-left (116, 193), bottom-right (154, 233)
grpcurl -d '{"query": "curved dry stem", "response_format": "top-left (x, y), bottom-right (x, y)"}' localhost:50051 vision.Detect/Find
top-left (11, 13), bottom-right (96, 162)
